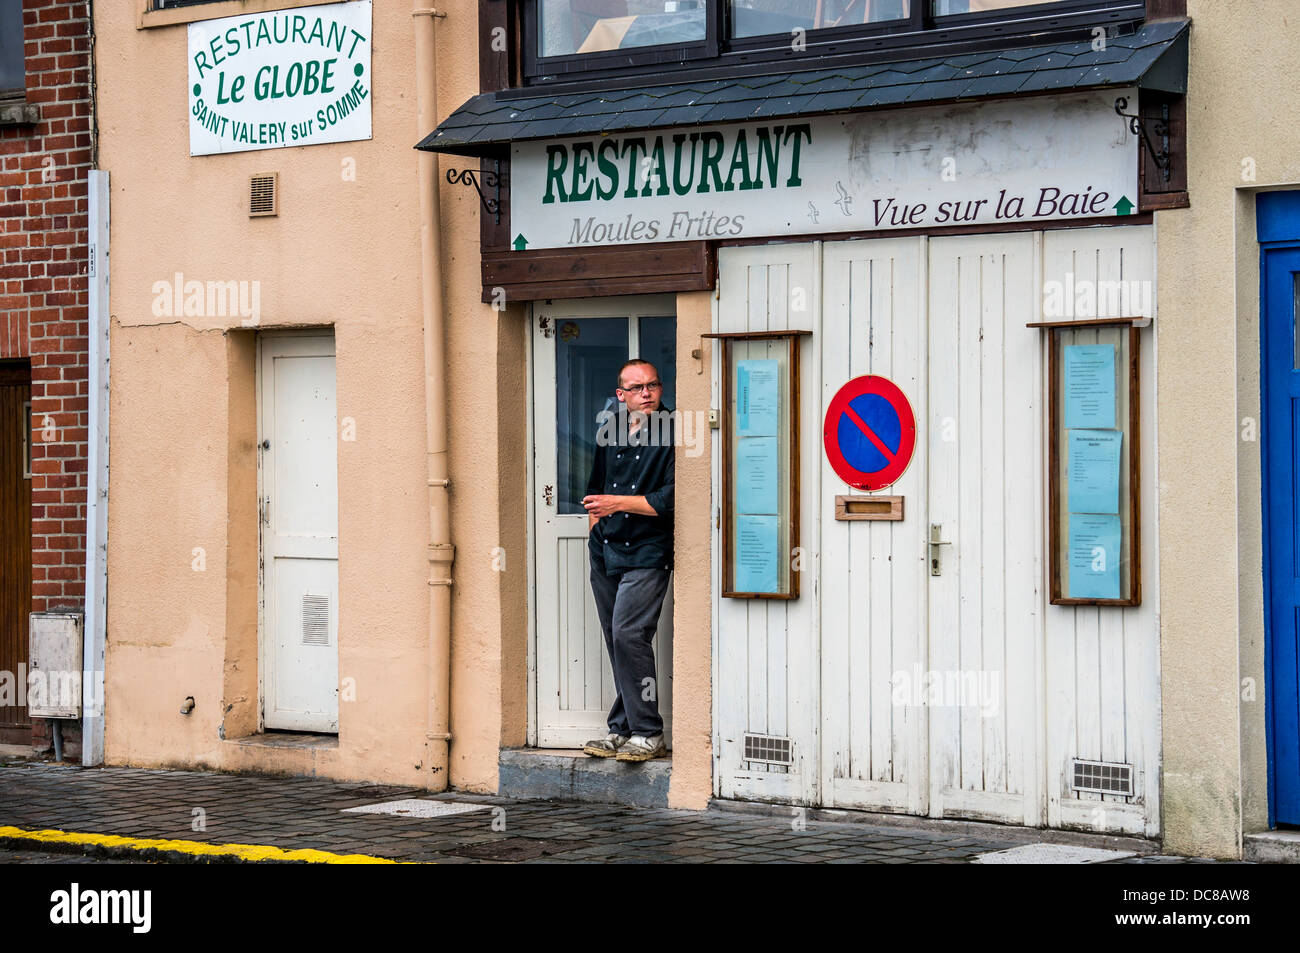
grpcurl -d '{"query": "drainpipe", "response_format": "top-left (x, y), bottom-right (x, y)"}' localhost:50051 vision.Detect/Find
top-left (413, 4), bottom-right (454, 788)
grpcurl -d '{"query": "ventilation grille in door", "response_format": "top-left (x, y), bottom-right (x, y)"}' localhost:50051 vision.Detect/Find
top-left (1071, 759), bottom-right (1133, 797)
top-left (249, 172), bottom-right (278, 217)
top-left (301, 593), bottom-right (330, 646)
top-left (743, 733), bottom-right (792, 766)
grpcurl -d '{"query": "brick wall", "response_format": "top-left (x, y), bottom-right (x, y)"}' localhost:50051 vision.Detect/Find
top-left (0, 0), bottom-right (92, 751)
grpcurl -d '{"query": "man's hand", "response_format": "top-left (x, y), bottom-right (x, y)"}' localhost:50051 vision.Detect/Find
top-left (582, 494), bottom-right (624, 519)
top-left (582, 494), bottom-right (659, 519)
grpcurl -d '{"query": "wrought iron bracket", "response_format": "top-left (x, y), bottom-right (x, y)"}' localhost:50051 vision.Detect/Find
top-left (446, 162), bottom-right (502, 224)
top-left (1115, 96), bottom-right (1171, 184)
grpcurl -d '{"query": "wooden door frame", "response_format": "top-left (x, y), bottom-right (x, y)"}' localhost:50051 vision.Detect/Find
top-left (528, 294), bottom-right (678, 749)
top-left (0, 360), bottom-right (32, 743)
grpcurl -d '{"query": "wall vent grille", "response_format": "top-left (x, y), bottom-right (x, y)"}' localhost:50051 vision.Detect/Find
top-left (249, 172), bottom-right (278, 217)
top-left (1071, 758), bottom-right (1133, 797)
top-left (301, 593), bottom-right (330, 646)
top-left (743, 733), bottom-right (792, 765)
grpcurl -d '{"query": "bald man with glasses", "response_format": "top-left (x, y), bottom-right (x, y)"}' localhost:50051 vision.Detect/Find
top-left (581, 358), bottom-right (674, 762)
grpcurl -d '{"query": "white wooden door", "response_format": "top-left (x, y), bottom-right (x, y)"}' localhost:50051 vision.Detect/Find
top-left (926, 232), bottom-right (1044, 825)
top-left (533, 297), bottom-right (676, 748)
top-left (816, 233), bottom-right (1043, 825)
top-left (717, 226), bottom-right (1158, 835)
top-left (258, 332), bottom-right (339, 733)
top-left (818, 237), bottom-right (929, 816)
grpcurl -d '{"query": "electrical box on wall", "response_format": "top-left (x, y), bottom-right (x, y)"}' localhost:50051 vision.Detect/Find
top-left (29, 611), bottom-right (84, 719)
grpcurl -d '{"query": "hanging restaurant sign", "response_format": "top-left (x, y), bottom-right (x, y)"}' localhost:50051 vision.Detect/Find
top-left (510, 88), bottom-right (1138, 250)
top-left (187, 0), bottom-right (372, 156)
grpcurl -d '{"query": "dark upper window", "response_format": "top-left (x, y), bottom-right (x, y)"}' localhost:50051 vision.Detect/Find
top-left (0, 0), bottom-right (24, 99)
top-left (523, 0), bottom-right (1146, 85)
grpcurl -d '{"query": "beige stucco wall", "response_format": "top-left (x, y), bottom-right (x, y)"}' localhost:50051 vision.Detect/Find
top-left (99, 0), bottom-right (522, 789)
top-left (667, 291), bottom-right (714, 809)
top-left (1157, 0), bottom-right (1300, 856)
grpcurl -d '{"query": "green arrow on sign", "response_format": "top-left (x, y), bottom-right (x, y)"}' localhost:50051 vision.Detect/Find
top-left (513, 234), bottom-right (529, 251)
top-left (1113, 196), bottom-right (1135, 216)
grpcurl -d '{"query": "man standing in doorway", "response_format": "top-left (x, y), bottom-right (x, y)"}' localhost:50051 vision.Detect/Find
top-left (582, 358), bottom-right (673, 762)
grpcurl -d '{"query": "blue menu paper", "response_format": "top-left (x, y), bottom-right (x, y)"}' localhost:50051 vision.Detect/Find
top-left (1068, 513), bottom-right (1122, 599)
top-left (736, 514), bottom-right (779, 593)
top-left (1064, 344), bottom-right (1116, 430)
top-left (1068, 429), bottom-right (1122, 514)
top-left (737, 359), bottom-right (779, 437)
top-left (736, 436), bottom-right (778, 514)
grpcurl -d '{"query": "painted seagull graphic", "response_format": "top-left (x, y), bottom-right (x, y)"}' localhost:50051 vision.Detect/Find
top-left (834, 181), bottom-right (853, 217)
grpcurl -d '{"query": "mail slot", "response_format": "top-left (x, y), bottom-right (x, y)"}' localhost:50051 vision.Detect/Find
top-left (834, 495), bottom-right (903, 521)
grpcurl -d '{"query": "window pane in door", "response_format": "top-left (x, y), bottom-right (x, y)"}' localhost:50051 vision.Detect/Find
top-left (556, 317), bottom-right (628, 514)
top-left (638, 315), bottom-right (677, 412)
top-left (540, 0), bottom-right (706, 57)
top-left (729, 0), bottom-right (909, 39)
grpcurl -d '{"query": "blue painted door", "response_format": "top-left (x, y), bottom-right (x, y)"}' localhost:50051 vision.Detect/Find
top-left (1262, 241), bottom-right (1300, 825)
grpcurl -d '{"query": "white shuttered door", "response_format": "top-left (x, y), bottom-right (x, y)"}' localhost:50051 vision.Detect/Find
top-left (714, 226), bottom-right (1158, 835)
top-left (819, 237), bottom-right (929, 816)
top-left (926, 233), bottom-right (1044, 825)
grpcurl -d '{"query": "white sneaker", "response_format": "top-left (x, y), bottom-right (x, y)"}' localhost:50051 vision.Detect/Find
top-left (615, 733), bottom-right (666, 761)
top-left (582, 732), bottom-right (629, 758)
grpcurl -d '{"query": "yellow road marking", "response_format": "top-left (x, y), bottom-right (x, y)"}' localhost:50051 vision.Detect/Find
top-left (0, 825), bottom-right (417, 864)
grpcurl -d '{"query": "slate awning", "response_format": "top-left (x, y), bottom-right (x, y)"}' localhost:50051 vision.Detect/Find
top-left (417, 18), bottom-right (1188, 158)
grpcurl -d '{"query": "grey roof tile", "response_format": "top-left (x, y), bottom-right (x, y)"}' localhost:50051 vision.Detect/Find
top-left (803, 87), bottom-right (874, 113)
top-left (416, 18), bottom-right (1190, 156)
top-left (958, 71), bottom-right (1030, 98)
top-left (652, 102), bottom-right (723, 125)
top-left (958, 57), bottom-right (1023, 80)
top-left (698, 99), bottom-right (765, 123)
top-left (854, 83), bottom-right (919, 108)
top-left (906, 61), bottom-right (965, 82)
top-left (1014, 66), bottom-right (1094, 92)
top-left (797, 72), bottom-right (863, 93)
top-left (751, 93), bottom-right (826, 116)
top-left (865, 69), bottom-right (915, 86)
top-left (905, 77), bottom-right (976, 102)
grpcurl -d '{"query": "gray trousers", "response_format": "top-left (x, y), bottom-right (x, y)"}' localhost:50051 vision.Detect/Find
top-left (588, 565), bottom-right (670, 737)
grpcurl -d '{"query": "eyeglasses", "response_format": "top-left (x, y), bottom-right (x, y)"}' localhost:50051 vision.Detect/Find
top-left (618, 380), bottom-right (663, 395)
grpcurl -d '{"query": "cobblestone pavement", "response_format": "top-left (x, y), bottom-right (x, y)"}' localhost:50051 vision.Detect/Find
top-left (0, 761), bottom-right (1221, 864)
top-left (1, 848), bottom-right (147, 864)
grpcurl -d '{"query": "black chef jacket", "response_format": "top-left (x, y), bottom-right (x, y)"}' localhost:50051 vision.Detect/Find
top-left (586, 405), bottom-right (675, 575)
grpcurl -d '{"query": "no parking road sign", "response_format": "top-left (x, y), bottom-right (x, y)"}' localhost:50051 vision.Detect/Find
top-left (823, 375), bottom-right (916, 491)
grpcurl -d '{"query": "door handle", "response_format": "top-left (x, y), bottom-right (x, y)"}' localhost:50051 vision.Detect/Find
top-left (929, 523), bottom-right (951, 576)
top-left (260, 497), bottom-right (271, 526)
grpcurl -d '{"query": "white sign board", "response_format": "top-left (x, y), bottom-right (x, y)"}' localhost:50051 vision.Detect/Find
top-left (188, 1), bottom-right (371, 156)
top-left (511, 88), bottom-right (1139, 250)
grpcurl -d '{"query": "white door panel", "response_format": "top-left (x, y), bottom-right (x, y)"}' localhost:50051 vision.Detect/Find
top-left (713, 244), bottom-right (821, 806)
top-left (927, 232), bottom-right (1043, 826)
top-left (819, 237), bottom-right (928, 816)
top-left (1041, 226), bottom-right (1160, 836)
top-left (259, 333), bottom-right (339, 733)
